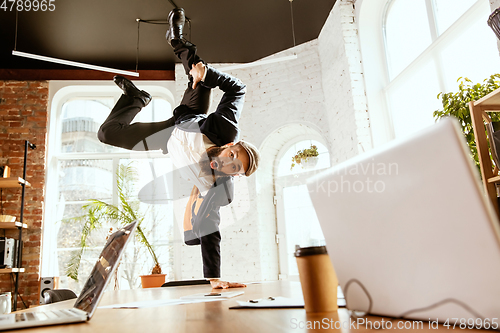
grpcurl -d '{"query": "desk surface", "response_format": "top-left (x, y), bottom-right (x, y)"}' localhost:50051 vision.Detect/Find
top-left (17, 281), bottom-right (482, 333)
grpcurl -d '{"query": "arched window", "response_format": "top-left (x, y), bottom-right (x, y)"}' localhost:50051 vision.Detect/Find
top-left (275, 139), bottom-right (330, 278)
top-left (43, 84), bottom-right (177, 291)
top-left (360, 0), bottom-right (500, 144)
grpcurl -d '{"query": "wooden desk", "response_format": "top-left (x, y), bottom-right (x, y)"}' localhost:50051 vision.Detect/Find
top-left (16, 281), bottom-right (483, 332)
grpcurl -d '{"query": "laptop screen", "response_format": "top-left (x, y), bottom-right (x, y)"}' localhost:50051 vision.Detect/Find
top-left (306, 118), bottom-right (500, 321)
top-left (73, 221), bottom-right (137, 317)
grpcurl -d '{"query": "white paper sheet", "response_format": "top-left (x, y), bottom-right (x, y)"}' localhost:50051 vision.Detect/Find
top-left (99, 297), bottom-right (221, 309)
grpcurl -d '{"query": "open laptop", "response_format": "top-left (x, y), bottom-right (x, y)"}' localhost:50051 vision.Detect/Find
top-left (307, 118), bottom-right (500, 322)
top-left (0, 221), bottom-right (138, 331)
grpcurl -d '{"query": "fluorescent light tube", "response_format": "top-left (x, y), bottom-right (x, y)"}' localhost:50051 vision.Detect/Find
top-left (12, 50), bottom-right (139, 77)
top-left (217, 54), bottom-right (297, 72)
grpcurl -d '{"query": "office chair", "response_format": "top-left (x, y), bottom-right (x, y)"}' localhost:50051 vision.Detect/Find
top-left (43, 289), bottom-right (77, 304)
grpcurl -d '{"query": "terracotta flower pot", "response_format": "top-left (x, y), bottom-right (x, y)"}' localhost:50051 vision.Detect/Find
top-left (140, 274), bottom-right (166, 288)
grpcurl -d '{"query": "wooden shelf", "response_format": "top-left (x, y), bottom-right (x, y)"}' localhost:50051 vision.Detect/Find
top-left (0, 177), bottom-right (31, 188)
top-left (470, 87), bottom-right (500, 218)
top-left (0, 268), bottom-right (24, 274)
top-left (0, 222), bottom-right (27, 229)
top-left (488, 175), bottom-right (500, 183)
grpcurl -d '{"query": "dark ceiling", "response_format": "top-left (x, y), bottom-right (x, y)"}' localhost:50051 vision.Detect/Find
top-left (0, 0), bottom-right (337, 71)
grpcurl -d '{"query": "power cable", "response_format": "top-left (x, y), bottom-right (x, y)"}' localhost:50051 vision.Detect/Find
top-left (343, 278), bottom-right (489, 330)
top-left (289, 0), bottom-right (296, 47)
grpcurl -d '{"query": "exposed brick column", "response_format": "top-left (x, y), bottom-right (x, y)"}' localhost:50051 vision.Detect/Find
top-left (0, 80), bottom-right (48, 309)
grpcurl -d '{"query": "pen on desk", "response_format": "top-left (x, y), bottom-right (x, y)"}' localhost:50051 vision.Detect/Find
top-left (205, 292), bottom-right (222, 297)
top-left (120, 307), bottom-right (138, 309)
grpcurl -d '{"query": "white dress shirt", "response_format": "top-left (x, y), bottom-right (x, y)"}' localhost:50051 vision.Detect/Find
top-left (167, 127), bottom-right (215, 195)
top-left (167, 66), bottom-right (215, 194)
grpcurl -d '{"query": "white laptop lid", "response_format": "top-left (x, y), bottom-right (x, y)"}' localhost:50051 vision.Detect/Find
top-left (307, 118), bottom-right (500, 321)
top-left (73, 221), bottom-right (137, 318)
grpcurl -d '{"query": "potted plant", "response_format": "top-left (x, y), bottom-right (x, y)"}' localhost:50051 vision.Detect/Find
top-left (65, 163), bottom-right (165, 289)
top-left (291, 145), bottom-right (319, 170)
top-left (434, 74), bottom-right (500, 172)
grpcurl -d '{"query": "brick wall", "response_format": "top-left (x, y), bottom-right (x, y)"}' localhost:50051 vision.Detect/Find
top-left (318, 0), bottom-right (372, 160)
top-left (0, 81), bottom-right (48, 308)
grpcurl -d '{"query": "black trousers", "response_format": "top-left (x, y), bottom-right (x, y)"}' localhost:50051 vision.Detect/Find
top-left (97, 40), bottom-right (211, 152)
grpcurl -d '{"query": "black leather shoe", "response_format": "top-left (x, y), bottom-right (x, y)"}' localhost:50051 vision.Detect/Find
top-left (165, 8), bottom-right (185, 47)
top-left (113, 76), bottom-right (152, 107)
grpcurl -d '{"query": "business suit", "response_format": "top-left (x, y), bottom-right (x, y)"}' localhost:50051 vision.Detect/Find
top-left (97, 39), bottom-right (246, 279)
top-left (97, 40), bottom-right (246, 153)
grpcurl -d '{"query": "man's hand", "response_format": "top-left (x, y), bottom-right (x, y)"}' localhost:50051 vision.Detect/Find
top-left (190, 62), bottom-right (206, 89)
top-left (210, 280), bottom-right (247, 289)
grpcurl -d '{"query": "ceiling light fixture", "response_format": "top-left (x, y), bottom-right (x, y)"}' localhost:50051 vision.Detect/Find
top-left (218, 0), bottom-right (298, 72)
top-left (11, 11), bottom-right (139, 77)
top-left (12, 50), bottom-right (140, 77)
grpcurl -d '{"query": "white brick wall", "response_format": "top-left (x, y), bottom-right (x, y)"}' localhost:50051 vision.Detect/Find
top-left (318, 0), bottom-right (372, 159)
top-left (174, 0), bottom-right (370, 282)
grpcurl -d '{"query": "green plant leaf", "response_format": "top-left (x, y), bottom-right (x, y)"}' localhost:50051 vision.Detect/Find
top-left (64, 162), bottom-right (161, 280)
top-left (434, 74), bottom-right (500, 174)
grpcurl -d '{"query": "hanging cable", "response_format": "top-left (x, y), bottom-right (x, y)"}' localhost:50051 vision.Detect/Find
top-left (14, 10), bottom-right (19, 50)
top-left (289, 0), bottom-right (296, 47)
top-left (137, 19), bottom-right (169, 25)
top-left (134, 4), bottom-right (191, 70)
top-left (168, 0), bottom-right (179, 9)
top-left (137, 18), bottom-right (190, 25)
top-left (135, 19), bottom-right (140, 72)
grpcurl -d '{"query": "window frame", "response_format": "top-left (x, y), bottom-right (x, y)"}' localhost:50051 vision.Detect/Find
top-left (42, 81), bottom-right (180, 283)
top-left (358, 0), bottom-right (489, 146)
top-left (274, 137), bottom-right (330, 280)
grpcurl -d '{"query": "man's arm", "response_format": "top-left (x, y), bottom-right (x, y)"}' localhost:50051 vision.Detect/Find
top-left (200, 231), bottom-right (221, 278)
top-left (182, 182), bottom-right (245, 288)
top-left (198, 231), bottom-right (246, 288)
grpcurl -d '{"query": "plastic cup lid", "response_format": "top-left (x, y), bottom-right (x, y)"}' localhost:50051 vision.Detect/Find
top-left (294, 245), bottom-right (327, 257)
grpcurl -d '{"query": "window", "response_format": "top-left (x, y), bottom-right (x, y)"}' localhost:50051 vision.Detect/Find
top-left (275, 140), bottom-right (330, 279)
top-left (385, 0), bottom-right (433, 79)
top-left (359, 0), bottom-right (500, 144)
top-left (43, 85), bottom-right (177, 292)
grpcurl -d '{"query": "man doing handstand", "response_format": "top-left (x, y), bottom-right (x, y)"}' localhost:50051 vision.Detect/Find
top-left (97, 8), bottom-right (260, 289)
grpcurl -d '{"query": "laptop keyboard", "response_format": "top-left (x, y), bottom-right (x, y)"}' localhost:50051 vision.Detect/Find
top-left (12, 309), bottom-right (84, 323)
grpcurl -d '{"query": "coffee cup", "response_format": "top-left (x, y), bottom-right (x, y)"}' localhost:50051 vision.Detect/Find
top-left (0, 292), bottom-right (12, 314)
top-left (294, 245), bottom-right (338, 313)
